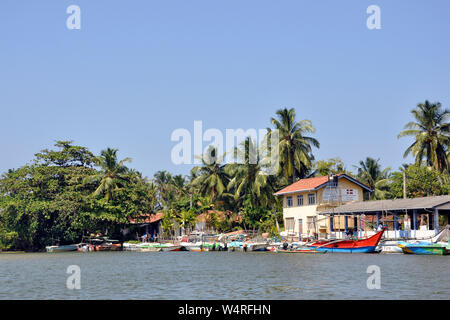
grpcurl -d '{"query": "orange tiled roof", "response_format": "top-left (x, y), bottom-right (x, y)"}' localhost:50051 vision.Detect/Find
top-left (274, 173), bottom-right (371, 196)
top-left (128, 212), bottom-right (164, 224)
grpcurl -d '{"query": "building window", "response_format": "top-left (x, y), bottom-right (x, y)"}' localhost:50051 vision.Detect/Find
top-left (286, 196), bottom-right (293, 207)
top-left (308, 193), bottom-right (316, 205)
top-left (297, 195), bottom-right (303, 206)
top-left (285, 217), bottom-right (295, 232)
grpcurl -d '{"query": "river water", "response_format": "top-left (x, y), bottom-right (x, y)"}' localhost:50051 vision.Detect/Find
top-left (0, 251), bottom-right (449, 299)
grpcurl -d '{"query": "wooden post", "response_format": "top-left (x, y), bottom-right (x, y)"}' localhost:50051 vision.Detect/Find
top-left (403, 171), bottom-right (407, 199)
top-left (394, 212), bottom-right (398, 239)
top-left (272, 208), bottom-right (280, 236)
top-left (344, 215), bottom-right (348, 233)
top-left (434, 209), bottom-right (439, 235)
top-left (376, 212), bottom-right (381, 229)
top-left (330, 214), bottom-right (334, 232)
top-left (412, 209), bottom-right (417, 239)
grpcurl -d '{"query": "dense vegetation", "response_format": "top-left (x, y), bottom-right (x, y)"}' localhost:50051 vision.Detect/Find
top-left (0, 101), bottom-right (449, 250)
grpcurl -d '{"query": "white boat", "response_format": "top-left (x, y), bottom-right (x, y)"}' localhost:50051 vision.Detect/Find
top-left (160, 244), bottom-right (182, 252)
top-left (46, 244), bottom-right (79, 252)
top-left (246, 243), bottom-right (268, 252)
top-left (378, 227), bottom-right (450, 254)
top-left (139, 242), bottom-right (163, 252)
top-left (378, 240), bottom-right (403, 253)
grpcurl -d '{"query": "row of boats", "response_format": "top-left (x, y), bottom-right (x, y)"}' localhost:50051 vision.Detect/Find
top-left (46, 226), bottom-right (450, 256)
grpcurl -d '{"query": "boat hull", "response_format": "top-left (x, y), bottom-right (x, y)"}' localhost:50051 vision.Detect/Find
top-left (308, 229), bottom-right (385, 253)
top-left (312, 246), bottom-right (376, 253)
top-left (46, 245), bottom-right (79, 252)
top-left (248, 244), bottom-right (267, 252)
top-left (160, 245), bottom-right (182, 252)
top-left (398, 242), bottom-right (449, 255)
top-left (277, 248), bottom-right (327, 254)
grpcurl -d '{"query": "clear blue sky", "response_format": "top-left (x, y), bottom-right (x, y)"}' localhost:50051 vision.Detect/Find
top-left (1, 0), bottom-right (449, 178)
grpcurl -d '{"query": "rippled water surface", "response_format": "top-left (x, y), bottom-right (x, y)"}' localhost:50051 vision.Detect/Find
top-left (1, 251), bottom-right (449, 299)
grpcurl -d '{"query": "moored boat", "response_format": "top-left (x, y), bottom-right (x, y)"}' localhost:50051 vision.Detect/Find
top-left (307, 228), bottom-right (385, 253)
top-left (46, 244), bottom-right (79, 252)
top-left (160, 244), bottom-right (182, 252)
top-left (397, 225), bottom-right (450, 255)
top-left (377, 240), bottom-right (404, 254)
top-left (276, 247), bottom-right (327, 254)
top-left (77, 237), bottom-right (122, 252)
top-left (397, 242), bottom-right (449, 255)
top-left (245, 243), bottom-right (268, 252)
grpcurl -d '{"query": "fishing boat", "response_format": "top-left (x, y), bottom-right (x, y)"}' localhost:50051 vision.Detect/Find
top-left (307, 228), bottom-right (385, 253)
top-left (377, 240), bottom-right (404, 254)
top-left (138, 242), bottom-right (162, 252)
top-left (77, 237), bottom-right (122, 252)
top-left (187, 246), bottom-right (209, 252)
top-left (245, 242), bottom-right (268, 252)
top-left (397, 242), bottom-right (449, 255)
top-left (275, 246), bottom-right (327, 254)
top-left (46, 244), bottom-right (79, 252)
top-left (160, 244), bottom-right (182, 252)
top-left (397, 225), bottom-right (450, 255)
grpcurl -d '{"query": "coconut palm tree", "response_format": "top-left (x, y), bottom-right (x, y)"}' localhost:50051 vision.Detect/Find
top-left (226, 137), bottom-right (274, 208)
top-left (170, 174), bottom-right (188, 198)
top-left (270, 108), bottom-right (320, 183)
top-left (86, 148), bottom-right (131, 201)
top-left (152, 170), bottom-right (173, 208)
top-left (398, 100), bottom-right (449, 173)
top-left (191, 146), bottom-right (229, 202)
top-left (354, 157), bottom-right (391, 200)
top-left (177, 208), bottom-right (197, 235)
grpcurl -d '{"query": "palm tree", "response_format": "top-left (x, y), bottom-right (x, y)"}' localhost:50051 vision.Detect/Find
top-left (86, 148), bottom-right (131, 201)
top-left (170, 174), bottom-right (188, 197)
top-left (161, 209), bottom-right (175, 239)
top-left (153, 170), bottom-right (173, 208)
top-left (270, 108), bottom-right (320, 183)
top-left (226, 137), bottom-right (274, 208)
top-left (354, 157), bottom-right (390, 200)
top-left (191, 146), bottom-right (229, 202)
top-left (177, 209), bottom-right (197, 235)
top-left (398, 100), bottom-right (449, 173)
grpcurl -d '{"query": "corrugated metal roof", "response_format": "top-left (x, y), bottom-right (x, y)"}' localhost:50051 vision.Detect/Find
top-left (321, 195), bottom-right (450, 214)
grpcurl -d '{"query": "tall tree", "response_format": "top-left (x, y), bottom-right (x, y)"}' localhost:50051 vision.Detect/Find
top-left (270, 108), bottom-right (319, 183)
top-left (398, 100), bottom-right (449, 173)
top-left (226, 137), bottom-right (274, 208)
top-left (87, 148), bottom-right (131, 201)
top-left (313, 158), bottom-right (352, 177)
top-left (191, 146), bottom-right (229, 202)
top-left (354, 157), bottom-right (390, 200)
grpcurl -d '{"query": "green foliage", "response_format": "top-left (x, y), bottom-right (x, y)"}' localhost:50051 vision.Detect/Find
top-left (0, 141), bottom-right (155, 251)
top-left (313, 158), bottom-right (352, 176)
top-left (354, 157), bottom-right (391, 200)
top-left (270, 107), bottom-right (320, 183)
top-left (398, 100), bottom-right (449, 173)
top-left (388, 164), bottom-right (449, 198)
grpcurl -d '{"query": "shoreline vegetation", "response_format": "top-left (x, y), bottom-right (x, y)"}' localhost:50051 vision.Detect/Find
top-left (0, 103), bottom-right (449, 252)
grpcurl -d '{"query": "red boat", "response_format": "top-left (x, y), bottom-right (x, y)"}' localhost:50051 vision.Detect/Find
top-left (308, 228), bottom-right (385, 253)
